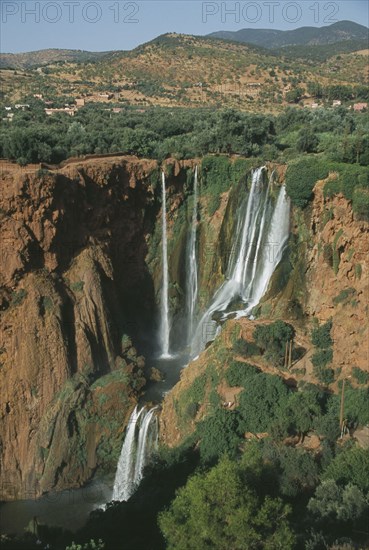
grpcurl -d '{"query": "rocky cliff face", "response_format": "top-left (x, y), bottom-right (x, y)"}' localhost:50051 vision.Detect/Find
top-left (305, 179), bottom-right (368, 375)
top-left (0, 157), bottom-right (163, 499)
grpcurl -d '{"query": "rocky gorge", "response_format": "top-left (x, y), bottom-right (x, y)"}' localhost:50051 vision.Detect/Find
top-left (0, 154), bottom-right (368, 502)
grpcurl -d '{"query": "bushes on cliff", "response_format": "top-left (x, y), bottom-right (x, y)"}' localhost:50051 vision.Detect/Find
top-left (352, 188), bottom-right (369, 221)
top-left (225, 361), bottom-right (260, 387)
top-left (253, 320), bottom-right (295, 366)
top-left (197, 409), bottom-right (241, 462)
top-left (200, 156), bottom-right (252, 215)
top-left (285, 156), bottom-right (329, 208)
top-left (237, 373), bottom-right (289, 434)
top-left (311, 318), bottom-right (333, 349)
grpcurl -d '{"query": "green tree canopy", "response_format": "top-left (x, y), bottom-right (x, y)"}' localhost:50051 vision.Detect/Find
top-left (159, 457), bottom-right (295, 550)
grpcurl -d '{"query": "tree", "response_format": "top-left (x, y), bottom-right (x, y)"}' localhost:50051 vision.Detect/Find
top-left (159, 457), bottom-right (295, 550)
top-left (285, 157), bottom-right (329, 208)
top-left (308, 480), bottom-right (368, 522)
top-left (197, 409), bottom-right (241, 463)
top-left (296, 128), bottom-right (319, 153)
top-left (285, 390), bottom-right (322, 437)
top-left (322, 446), bottom-right (369, 492)
top-left (285, 88), bottom-right (304, 103)
top-left (237, 373), bottom-right (290, 434)
top-left (253, 321), bottom-right (295, 366)
top-left (311, 319), bottom-right (333, 349)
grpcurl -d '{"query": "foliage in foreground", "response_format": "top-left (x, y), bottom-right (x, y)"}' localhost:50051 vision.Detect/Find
top-left (159, 455), bottom-right (295, 550)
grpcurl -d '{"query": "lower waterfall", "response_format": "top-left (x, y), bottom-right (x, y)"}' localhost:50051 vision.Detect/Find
top-left (112, 406), bottom-right (159, 502)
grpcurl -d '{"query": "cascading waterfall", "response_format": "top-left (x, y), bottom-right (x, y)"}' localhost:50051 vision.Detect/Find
top-left (241, 184), bottom-right (290, 315)
top-left (191, 167), bottom-right (290, 356)
top-left (111, 166), bottom-right (290, 505)
top-left (159, 171), bottom-right (171, 358)
top-left (112, 406), bottom-right (158, 502)
top-left (112, 406), bottom-right (143, 502)
top-left (186, 166), bottom-right (199, 343)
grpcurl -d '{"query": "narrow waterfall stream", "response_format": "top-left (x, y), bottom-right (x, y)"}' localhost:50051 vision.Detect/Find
top-left (159, 171), bottom-right (171, 358)
top-left (186, 166), bottom-right (199, 343)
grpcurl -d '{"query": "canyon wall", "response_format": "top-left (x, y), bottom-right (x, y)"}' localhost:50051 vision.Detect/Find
top-left (0, 157), bottom-right (160, 499)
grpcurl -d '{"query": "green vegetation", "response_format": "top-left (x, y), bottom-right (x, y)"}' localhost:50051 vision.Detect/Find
top-left (225, 361), bottom-right (260, 387)
top-left (285, 157), bottom-right (329, 208)
top-left (352, 367), bottom-right (369, 385)
top-left (70, 281), bottom-right (85, 293)
top-left (10, 288), bottom-right (27, 307)
top-left (311, 318), bottom-right (333, 348)
top-left (66, 541), bottom-right (105, 550)
top-left (159, 456), bottom-right (295, 550)
top-left (333, 287), bottom-right (356, 305)
top-left (310, 319), bottom-right (335, 385)
top-left (201, 156), bottom-right (248, 215)
top-left (253, 320), bottom-right (295, 366)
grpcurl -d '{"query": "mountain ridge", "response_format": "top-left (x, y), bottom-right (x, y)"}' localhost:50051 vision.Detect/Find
top-left (207, 20), bottom-right (369, 48)
top-left (1, 21), bottom-right (368, 69)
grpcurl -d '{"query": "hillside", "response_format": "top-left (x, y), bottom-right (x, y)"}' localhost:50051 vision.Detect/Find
top-left (208, 20), bottom-right (369, 48)
top-left (1, 32), bottom-right (368, 112)
top-left (0, 48), bottom-right (114, 69)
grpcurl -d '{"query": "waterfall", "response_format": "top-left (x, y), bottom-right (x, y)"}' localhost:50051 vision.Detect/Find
top-left (191, 168), bottom-right (290, 356)
top-left (186, 166), bottom-right (199, 343)
top-left (160, 172), bottom-right (171, 358)
top-left (112, 406), bottom-right (159, 502)
top-left (112, 406), bottom-right (143, 502)
top-left (242, 184), bottom-right (290, 315)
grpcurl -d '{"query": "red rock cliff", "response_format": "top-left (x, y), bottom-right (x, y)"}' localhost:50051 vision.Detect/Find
top-left (0, 156), bottom-right (159, 500)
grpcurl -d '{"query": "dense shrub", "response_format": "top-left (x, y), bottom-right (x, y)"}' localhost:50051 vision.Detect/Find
top-left (343, 385), bottom-right (369, 426)
top-left (311, 319), bottom-right (333, 349)
top-left (322, 446), bottom-right (369, 492)
top-left (352, 367), bottom-right (369, 385)
top-left (225, 361), bottom-right (260, 387)
top-left (237, 373), bottom-right (290, 434)
top-left (333, 287), bottom-right (356, 305)
top-left (311, 349), bottom-right (333, 369)
top-left (197, 409), bottom-right (241, 462)
top-left (352, 188), bottom-right (369, 220)
top-left (285, 157), bottom-right (329, 208)
top-left (233, 338), bottom-right (260, 357)
top-left (159, 457), bottom-right (295, 550)
top-left (253, 320), bottom-right (295, 366)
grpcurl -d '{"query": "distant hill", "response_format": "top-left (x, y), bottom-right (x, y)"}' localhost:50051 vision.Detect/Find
top-left (273, 39), bottom-right (369, 62)
top-left (208, 21), bottom-right (369, 49)
top-left (0, 49), bottom-right (114, 69)
top-left (2, 21), bottom-right (367, 70)
top-left (1, 31), bottom-right (367, 112)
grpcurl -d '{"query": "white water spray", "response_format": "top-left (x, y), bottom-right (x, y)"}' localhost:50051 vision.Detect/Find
top-left (160, 171), bottom-right (171, 358)
top-left (112, 406), bottom-right (159, 502)
top-left (191, 168), bottom-right (290, 355)
top-left (186, 166), bottom-right (199, 343)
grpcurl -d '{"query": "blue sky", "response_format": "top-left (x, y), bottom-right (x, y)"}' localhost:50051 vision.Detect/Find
top-left (1, 1), bottom-right (368, 53)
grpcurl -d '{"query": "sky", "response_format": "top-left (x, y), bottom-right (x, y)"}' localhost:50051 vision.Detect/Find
top-left (1, 0), bottom-right (368, 53)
